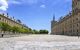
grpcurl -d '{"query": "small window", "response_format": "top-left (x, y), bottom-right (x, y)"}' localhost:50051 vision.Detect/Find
top-left (77, 23), bottom-right (78, 27)
top-left (77, 29), bottom-right (78, 32)
top-left (76, 18), bottom-right (78, 20)
top-left (73, 19), bottom-right (74, 22)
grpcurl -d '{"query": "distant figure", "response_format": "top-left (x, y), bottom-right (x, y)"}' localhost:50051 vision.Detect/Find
top-left (1, 32), bottom-right (4, 37)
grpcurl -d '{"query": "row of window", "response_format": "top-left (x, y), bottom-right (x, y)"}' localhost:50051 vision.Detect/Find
top-left (0, 17), bottom-right (16, 26)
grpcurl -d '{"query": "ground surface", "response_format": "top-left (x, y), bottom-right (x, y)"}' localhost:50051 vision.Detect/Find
top-left (0, 34), bottom-right (80, 50)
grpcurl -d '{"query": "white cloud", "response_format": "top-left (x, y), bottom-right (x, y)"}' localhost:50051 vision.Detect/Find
top-left (0, 0), bottom-right (8, 11)
top-left (8, 0), bottom-right (21, 5)
top-left (21, 0), bottom-right (39, 5)
top-left (40, 5), bottom-right (46, 8)
top-left (0, 0), bottom-right (21, 11)
top-left (0, 0), bottom-right (46, 11)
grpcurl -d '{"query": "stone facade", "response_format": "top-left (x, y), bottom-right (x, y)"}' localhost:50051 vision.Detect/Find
top-left (51, 0), bottom-right (80, 36)
top-left (0, 13), bottom-right (28, 29)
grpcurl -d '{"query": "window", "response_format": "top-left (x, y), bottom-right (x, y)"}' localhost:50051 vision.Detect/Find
top-left (77, 23), bottom-right (78, 27)
top-left (2, 18), bottom-right (3, 21)
top-left (73, 20), bottom-right (74, 22)
top-left (76, 18), bottom-right (78, 20)
top-left (77, 29), bottom-right (78, 33)
top-left (5, 20), bottom-right (6, 22)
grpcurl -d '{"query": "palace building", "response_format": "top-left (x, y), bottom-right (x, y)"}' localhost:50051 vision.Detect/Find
top-left (0, 13), bottom-right (28, 29)
top-left (51, 0), bottom-right (80, 36)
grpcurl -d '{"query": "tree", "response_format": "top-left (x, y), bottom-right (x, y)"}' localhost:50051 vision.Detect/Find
top-left (19, 28), bottom-right (29, 33)
top-left (39, 30), bottom-right (49, 34)
top-left (18, 28), bottom-right (25, 33)
top-left (27, 28), bottom-right (33, 33)
top-left (23, 28), bottom-right (30, 33)
top-left (33, 29), bottom-right (39, 34)
top-left (28, 28), bottom-right (32, 31)
top-left (11, 26), bottom-right (19, 33)
top-left (0, 22), bottom-right (34, 34)
top-left (0, 22), bottom-right (11, 33)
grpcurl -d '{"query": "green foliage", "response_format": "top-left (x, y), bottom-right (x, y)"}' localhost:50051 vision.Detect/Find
top-left (11, 26), bottom-right (19, 33)
top-left (39, 30), bottom-right (49, 34)
top-left (0, 22), bottom-right (33, 34)
top-left (0, 22), bottom-right (49, 34)
top-left (19, 28), bottom-right (30, 33)
top-left (0, 22), bottom-right (11, 32)
top-left (18, 28), bottom-right (25, 33)
top-left (27, 28), bottom-right (34, 33)
top-left (33, 29), bottom-right (39, 34)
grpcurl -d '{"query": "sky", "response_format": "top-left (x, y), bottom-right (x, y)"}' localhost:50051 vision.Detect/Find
top-left (0, 0), bottom-right (72, 32)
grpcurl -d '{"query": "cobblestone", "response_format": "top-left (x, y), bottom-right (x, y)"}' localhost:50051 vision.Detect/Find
top-left (0, 35), bottom-right (80, 50)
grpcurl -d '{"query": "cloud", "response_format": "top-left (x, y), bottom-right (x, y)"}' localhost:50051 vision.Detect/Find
top-left (0, 0), bottom-right (21, 11)
top-left (0, 0), bottom-right (8, 11)
top-left (8, 0), bottom-right (21, 5)
top-left (21, 0), bottom-right (39, 5)
top-left (0, 0), bottom-right (46, 11)
top-left (7, 0), bottom-right (39, 5)
top-left (40, 5), bottom-right (46, 8)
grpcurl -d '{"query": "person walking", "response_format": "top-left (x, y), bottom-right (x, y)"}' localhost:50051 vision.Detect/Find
top-left (1, 31), bottom-right (4, 37)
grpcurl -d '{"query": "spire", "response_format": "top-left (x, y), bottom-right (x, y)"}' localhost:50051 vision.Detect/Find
top-left (53, 14), bottom-right (55, 21)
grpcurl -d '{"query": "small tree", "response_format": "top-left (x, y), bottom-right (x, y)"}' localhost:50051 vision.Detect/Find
top-left (27, 28), bottom-right (33, 33)
top-left (0, 22), bottom-right (11, 33)
top-left (39, 30), bottom-right (49, 34)
top-left (33, 29), bottom-right (39, 34)
top-left (11, 26), bottom-right (19, 33)
top-left (18, 28), bottom-right (28, 33)
top-left (24, 28), bottom-right (30, 33)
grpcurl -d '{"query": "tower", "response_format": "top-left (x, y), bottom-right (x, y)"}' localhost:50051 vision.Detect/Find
top-left (51, 15), bottom-right (56, 34)
top-left (72, 0), bottom-right (80, 13)
top-left (51, 15), bottom-right (55, 28)
top-left (53, 15), bottom-right (55, 21)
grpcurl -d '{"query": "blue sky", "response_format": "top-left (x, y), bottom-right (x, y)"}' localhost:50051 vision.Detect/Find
top-left (0, 0), bottom-right (72, 32)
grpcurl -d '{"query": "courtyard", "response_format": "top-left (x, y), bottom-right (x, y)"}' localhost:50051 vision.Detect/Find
top-left (0, 34), bottom-right (80, 50)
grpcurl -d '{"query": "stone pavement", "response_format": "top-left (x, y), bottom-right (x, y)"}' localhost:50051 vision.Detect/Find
top-left (0, 34), bottom-right (80, 50)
